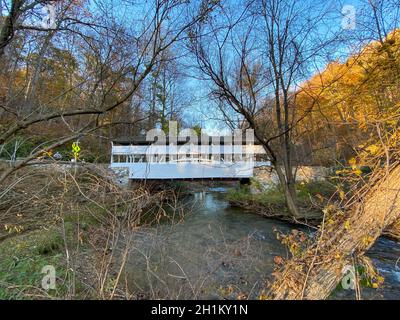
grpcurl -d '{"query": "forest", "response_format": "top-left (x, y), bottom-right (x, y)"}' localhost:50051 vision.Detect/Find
top-left (0, 0), bottom-right (400, 302)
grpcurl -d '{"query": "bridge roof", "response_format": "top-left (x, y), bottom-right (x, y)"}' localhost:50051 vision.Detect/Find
top-left (112, 136), bottom-right (262, 146)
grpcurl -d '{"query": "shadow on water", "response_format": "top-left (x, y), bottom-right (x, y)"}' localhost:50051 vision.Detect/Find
top-left (123, 187), bottom-right (400, 300)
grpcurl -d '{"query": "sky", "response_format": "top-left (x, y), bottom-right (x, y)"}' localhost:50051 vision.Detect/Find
top-left (190, 0), bottom-right (400, 134)
top-left (2, 0), bottom-right (398, 135)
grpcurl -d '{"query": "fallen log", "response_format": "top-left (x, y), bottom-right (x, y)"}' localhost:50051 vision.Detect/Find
top-left (383, 219), bottom-right (400, 241)
top-left (269, 163), bottom-right (400, 299)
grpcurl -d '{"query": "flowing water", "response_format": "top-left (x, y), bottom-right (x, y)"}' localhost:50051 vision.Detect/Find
top-left (124, 187), bottom-right (400, 300)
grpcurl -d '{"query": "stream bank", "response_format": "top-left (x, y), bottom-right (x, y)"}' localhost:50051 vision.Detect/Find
top-left (122, 187), bottom-right (400, 300)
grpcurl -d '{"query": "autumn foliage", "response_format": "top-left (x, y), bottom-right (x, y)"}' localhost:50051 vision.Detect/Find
top-left (295, 29), bottom-right (400, 166)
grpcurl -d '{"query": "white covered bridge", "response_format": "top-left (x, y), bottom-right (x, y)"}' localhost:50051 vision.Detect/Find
top-left (110, 136), bottom-right (270, 180)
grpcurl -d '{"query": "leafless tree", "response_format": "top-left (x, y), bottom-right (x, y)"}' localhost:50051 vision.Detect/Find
top-left (188, 0), bottom-right (340, 218)
top-left (0, 0), bottom-right (219, 184)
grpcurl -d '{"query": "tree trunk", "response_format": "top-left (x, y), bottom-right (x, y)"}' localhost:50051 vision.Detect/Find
top-left (383, 220), bottom-right (400, 241)
top-left (0, 0), bottom-right (23, 57)
top-left (24, 30), bottom-right (56, 113)
top-left (275, 163), bottom-right (301, 218)
top-left (269, 163), bottom-right (400, 299)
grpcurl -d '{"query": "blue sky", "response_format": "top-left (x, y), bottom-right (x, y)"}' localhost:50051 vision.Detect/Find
top-left (189, 0), bottom-right (400, 134)
top-left (2, 0), bottom-right (397, 135)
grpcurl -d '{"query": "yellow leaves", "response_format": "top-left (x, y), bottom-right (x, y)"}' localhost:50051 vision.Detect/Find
top-left (323, 204), bottom-right (338, 216)
top-left (334, 158), bottom-right (363, 176)
top-left (348, 157), bottom-right (357, 169)
top-left (344, 220), bottom-right (351, 230)
top-left (219, 285), bottom-right (234, 296)
top-left (346, 158), bottom-right (362, 176)
top-left (41, 150), bottom-right (53, 158)
top-left (289, 243), bottom-right (299, 256)
top-left (258, 290), bottom-right (268, 300)
top-left (365, 144), bottom-right (379, 155)
top-left (371, 275), bottom-right (385, 289)
top-left (377, 275), bottom-right (385, 284)
top-left (362, 235), bottom-right (375, 247)
top-left (4, 224), bottom-right (24, 234)
top-left (295, 30), bottom-right (400, 170)
top-left (339, 189), bottom-right (346, 200)
top-left (337, 210), bottom-right (345, 217)
top-left (322, 208), bottom-right (329, 215)
top-left (294, 265), bottom-right (304, 273)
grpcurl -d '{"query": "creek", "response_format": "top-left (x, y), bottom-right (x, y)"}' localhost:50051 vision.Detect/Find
top-left (124, 187), bottom-right (400, 300)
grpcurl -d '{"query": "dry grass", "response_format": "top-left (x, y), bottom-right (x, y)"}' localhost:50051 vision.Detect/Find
top-left (0, 163), bottom-right (181, 299)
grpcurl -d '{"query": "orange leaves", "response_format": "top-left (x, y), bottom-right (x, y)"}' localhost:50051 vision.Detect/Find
top-left (275, 229), bottom-right (309, 258)
top-left (274, 256), bottom-right (284, 266)
top-left (236, 293), bottom-right (248, 300)
top-left (295, 28), bottom-right (400, 167)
